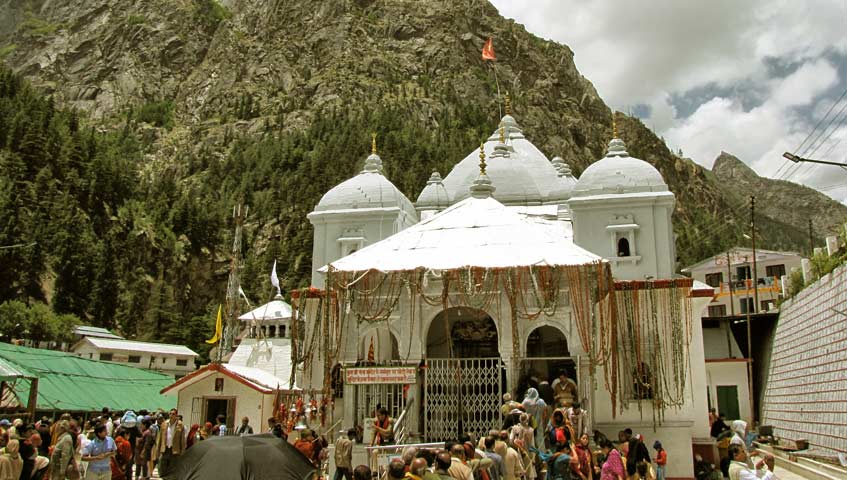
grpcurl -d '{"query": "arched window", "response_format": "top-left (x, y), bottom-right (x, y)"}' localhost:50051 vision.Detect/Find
top-left (617, 237), bottom-right (631, 257)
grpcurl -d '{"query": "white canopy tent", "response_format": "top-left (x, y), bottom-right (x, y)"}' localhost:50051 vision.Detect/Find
top-left (320, 195), bottom-right (603, 274)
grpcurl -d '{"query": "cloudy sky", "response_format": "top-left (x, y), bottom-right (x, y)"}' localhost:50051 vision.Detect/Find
top-left (490, 0), bottom-right (847, 202)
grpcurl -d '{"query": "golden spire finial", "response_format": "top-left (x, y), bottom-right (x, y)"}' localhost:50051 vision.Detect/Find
top-left (499, 125), bottom-right (506, 143)
top-left (371, 133), bottom-right (377, 154)
top-left (612, 113), bottom-right (618, 139)
top-left (479, 143), bottom-right (487, 175)
top-left (504, 92), bottom-right (512, 116)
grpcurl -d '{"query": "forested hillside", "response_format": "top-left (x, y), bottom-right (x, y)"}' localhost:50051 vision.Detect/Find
top-left (1, 0), bottom-right (840, 361)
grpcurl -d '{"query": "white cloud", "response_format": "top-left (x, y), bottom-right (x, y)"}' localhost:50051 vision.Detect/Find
top-left (490, 0), bottom-right (847, 202)
top-left (662, 60), bottom-right (839, 170)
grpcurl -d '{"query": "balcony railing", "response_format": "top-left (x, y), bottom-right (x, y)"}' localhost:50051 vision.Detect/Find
top-left (714, 276), bottom-right (782, 295)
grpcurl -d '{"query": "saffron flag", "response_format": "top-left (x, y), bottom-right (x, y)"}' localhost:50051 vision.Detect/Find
top-left (482, 37), bottom-right (496, 61)
top-left (271, 260), bottom-right (281, 295)
top-left (206, 304), bottom-right (222, 344)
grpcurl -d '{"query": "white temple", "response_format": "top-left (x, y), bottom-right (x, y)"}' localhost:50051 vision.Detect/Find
top-left (302, 104), bottom-right (714, 478)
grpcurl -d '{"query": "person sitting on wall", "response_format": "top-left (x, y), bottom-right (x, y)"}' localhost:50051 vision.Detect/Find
top-left (371, 408), bottom-right (394, 446)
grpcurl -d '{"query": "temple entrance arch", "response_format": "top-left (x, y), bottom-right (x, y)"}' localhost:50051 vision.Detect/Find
top-left (426, 307), bottom-right (499, 358)
top-left (424, 307), bottom-right (504, 441)
top-left (519, 324), bottom-right (579, 408)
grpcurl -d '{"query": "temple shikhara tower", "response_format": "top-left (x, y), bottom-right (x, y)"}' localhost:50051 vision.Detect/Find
top-left (297, 103), bottom-right (714, 478)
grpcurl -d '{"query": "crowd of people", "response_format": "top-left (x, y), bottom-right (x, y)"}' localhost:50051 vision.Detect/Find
top-left (0, 407), bottom-right (264, 480)
top-left (332, 376), bottom-right (668, 480)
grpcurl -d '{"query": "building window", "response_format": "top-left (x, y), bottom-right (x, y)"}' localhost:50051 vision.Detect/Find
top-left (617, 238), bottom-right (631, 257)
top-left (708, 305), bottom-right (727, 317)
top-left (162, 358), bottom-right (167, 363)
top-left (739, 297), bottom-right (755, 314)
top-left (176, 359), bottom-right (188, 367)
top-left (766, 264), bottom-right (786, 279)
top-left (281, 325), bottom-right (287, 338)
top-left (99, 353), bottom-right (113, 361)
top-left (128, 355), bottom-right (141, 363)
top-left (89, 353), bottom-right (93, 359)
top-left (736, 265), bottom-right (751, 281)
top-left (705, 272), bottom-right (723, 288)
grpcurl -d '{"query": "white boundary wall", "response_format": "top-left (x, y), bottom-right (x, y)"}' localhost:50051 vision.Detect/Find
top-left (761, 262), bottom-right (847, 457)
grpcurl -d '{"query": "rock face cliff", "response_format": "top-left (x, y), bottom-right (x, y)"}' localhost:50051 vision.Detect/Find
top-left (1, 0), bottom-right (840, 343)
top-left (712, 152), bottom-right (847, 254)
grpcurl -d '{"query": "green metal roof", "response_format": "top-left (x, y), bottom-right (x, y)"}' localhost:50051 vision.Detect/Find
top-left (0, 342), bottom-right (176, 412)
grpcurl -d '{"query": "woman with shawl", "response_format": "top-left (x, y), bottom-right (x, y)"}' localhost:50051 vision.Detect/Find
top-left (570, 433), bottom-right (592, 480)
top-left (186, 424), bottom-right (201, 448)
top-left (0, 439), bottom-right (23, 480)
top-left (522, 388), bottom-right (547, 448)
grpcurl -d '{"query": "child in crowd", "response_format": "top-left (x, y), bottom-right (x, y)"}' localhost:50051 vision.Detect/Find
top-left (653, 441), bottom-right (667, 480)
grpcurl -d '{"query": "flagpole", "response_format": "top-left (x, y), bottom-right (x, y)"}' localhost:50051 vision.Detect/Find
top-left (491, 63), bottom-right (502, 118)
top-left (482, 38), bottom-right (502, 118)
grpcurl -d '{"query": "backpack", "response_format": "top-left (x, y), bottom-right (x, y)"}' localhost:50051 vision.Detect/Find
top-left (121, 410), bottom-right (138, 428)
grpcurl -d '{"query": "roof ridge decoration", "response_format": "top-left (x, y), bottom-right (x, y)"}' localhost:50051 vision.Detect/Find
top-left (607, 112), bottom-right (629, 157)
top-left (427, 171), bottom-right (444, 184)
top-left (505, 92), bottom-right (512, 116)
top-left (362, 133), bottom-right (384, 173)
top-left (491, 126), bottom-right (511, 159)
top-left (470, 143), bottom-right (496, 199)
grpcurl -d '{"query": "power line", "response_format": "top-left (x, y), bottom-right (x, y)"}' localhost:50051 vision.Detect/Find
top-left (775, 86), bottom-right (847, 180)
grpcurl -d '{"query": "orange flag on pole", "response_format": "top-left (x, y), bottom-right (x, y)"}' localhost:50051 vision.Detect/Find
top-left (482, 37), bottom-right (496, 61)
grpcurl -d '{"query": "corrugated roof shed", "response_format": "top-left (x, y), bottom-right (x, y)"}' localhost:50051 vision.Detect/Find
top-left (0, 342), bottom-right (176, 412)
top-left (73, 326), bottom-right (124, 339)
top-left (79, 337), bottom-right (197, 356)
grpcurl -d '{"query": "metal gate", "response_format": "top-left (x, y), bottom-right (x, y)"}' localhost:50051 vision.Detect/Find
top-left (424, 358), bottom-right (503, 441)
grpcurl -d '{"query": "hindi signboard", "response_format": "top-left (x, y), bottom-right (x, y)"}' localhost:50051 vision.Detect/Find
top-left (344, 366), bottom-right (416, 385)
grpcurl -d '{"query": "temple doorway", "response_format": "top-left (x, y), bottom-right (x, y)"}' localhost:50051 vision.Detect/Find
top-left (518, 325), bottom-right (578, 407)
top-left (424, 307), bottom-right (504, 441)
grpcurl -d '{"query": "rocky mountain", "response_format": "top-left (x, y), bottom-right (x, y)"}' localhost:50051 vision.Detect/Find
top-left (1, 0), bottom-right (837, 350)
top-left (712, 152), bottom-right (847, 254)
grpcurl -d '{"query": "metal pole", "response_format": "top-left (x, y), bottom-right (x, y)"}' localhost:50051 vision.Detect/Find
top-left (726, 252), bottom-right (735, 316)
top-left (744, 259), bottom-right (755, 423)
top-left (751, 196), bottom-right (759, 313)
top-left (808, 219), bottom-right (814, 257)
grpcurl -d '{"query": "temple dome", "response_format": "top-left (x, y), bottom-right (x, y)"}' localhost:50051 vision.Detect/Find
top-left (440, 113), bottom-right (568, 206)
top-left (416, 171), bottom-right (450, 209)
top-left (548, 156), bottom-right (578, 200)
top-left (314, 152), bottom-right (417, 217)
top-left (572, 138), bottom-right (667, 197)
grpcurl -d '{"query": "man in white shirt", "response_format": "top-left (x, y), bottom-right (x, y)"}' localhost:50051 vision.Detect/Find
top-left (728, 444), bottom-right (776, 480)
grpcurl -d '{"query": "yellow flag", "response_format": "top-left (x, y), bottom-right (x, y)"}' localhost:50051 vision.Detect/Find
top-left (206, 304), bottom-right (222, 344)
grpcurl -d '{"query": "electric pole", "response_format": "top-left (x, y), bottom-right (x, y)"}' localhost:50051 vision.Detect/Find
top-left (751, 196), bottom-right (758, 313)
top-left (808, 219), bottom-right (814, 256)
top-left (747, 195), bottom-right (757, 424)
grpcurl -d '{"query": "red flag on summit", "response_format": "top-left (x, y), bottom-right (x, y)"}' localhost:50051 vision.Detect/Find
top-left (482, 37), bottom-right (496, 61)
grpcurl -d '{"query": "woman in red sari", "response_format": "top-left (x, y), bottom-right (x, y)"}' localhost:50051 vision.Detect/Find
top-left (571, 433), bottom-right (592, 480)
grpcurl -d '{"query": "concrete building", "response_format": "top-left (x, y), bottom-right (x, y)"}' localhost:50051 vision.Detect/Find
top-left (682, 248), bottom-right (804, 316)
top-left (72, 337), bottom-right (198, 379)
top-left (683, 248), bottom-right (804, 427)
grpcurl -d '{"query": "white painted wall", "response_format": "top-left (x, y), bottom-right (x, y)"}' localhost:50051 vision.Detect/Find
top-left (171, 372), bottom-right (275, 431)
top-left (569, 193), bottom-right (676, 281)
top-left (308, 208), bottom-right (416, 289)
top-left (705, 361), bottom-right (751, 425)
top-left (72, 343), bottom-right (195, 378)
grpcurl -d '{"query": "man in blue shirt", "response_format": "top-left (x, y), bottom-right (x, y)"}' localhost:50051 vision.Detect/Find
top-left (82, 424), bottom-right (116, 480)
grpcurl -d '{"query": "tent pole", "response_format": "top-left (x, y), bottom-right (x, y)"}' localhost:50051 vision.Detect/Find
top-left (27, 377), bottom-right (38, 421)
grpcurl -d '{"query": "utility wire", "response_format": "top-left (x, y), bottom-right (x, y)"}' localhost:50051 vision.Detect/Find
top-left (775, 86), bottom-right (847, 180)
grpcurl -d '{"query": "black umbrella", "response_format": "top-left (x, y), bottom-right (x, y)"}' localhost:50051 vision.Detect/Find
top-left (170, 434), bottom-right (318, 480)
